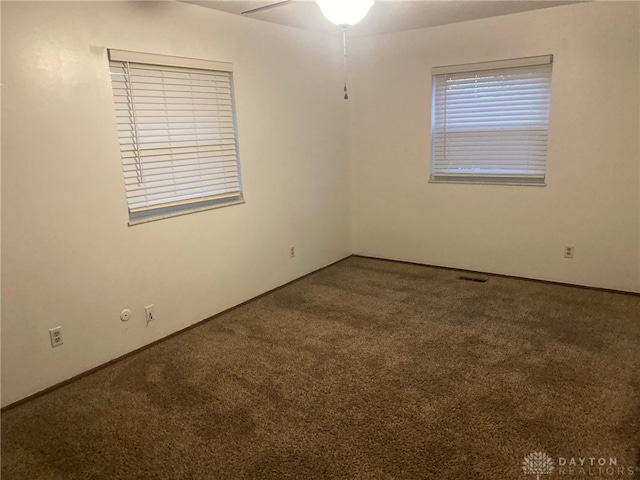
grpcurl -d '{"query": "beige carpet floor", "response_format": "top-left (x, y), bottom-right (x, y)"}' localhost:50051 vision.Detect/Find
top-left (2, 256), bottom-right (639, 479)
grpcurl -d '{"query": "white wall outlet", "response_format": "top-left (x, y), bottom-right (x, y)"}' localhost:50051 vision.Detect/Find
top-left (290, 245), bottom-right (295, 258)
top-left (49, 326), bottom-right (64, 348)
top-left (145, 305), bottom-right (155, 324)
top-left (564, 245), bottom-right (575, 258)
top-left (120, 309), bottom-right (132, 322)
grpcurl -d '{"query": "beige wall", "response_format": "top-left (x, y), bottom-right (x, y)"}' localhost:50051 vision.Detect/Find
top-left (349, 2), bottom-right (640, 293)
top-left (3, 1), bottom-right (639, 408)
top-left (1, 1), bottom-right (351, 407)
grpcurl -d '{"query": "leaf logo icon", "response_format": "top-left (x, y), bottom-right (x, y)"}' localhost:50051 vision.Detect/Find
top-left (523, 451), bottom-right (555, 480)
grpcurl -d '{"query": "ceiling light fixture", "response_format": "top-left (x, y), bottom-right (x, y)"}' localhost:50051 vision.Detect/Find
top-left (316, 0), bottom-right (374, 27)
top-left (316, 0), bottom-right (374, 100)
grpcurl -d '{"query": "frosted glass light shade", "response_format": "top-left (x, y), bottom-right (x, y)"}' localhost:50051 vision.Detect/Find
top-left (316, 0), bottom-right (374, 26)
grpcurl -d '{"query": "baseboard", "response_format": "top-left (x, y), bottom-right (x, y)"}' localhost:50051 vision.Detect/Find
top-left (1, 254), bottom-right (353, 413)
top-left (354, 254), bottom-right (640, 296)
top-left (5, 252), bottom-right (635, 411)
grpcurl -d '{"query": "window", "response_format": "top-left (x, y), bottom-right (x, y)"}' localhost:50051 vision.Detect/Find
top-left (431, 55), bottom-right (553, 185)
top-left (108, 50), bottom-right (243, 224)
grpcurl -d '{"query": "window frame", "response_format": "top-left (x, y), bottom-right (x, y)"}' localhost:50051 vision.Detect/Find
top-left (429, 55), bottom-right (553, 186)
top-left (108, 49), bottom-right (245, 225)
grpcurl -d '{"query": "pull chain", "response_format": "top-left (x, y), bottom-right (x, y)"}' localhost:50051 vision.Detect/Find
top-left (342, 27), bottom-right (349, 100)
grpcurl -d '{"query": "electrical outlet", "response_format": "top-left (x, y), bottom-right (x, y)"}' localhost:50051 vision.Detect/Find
top-left (145, 305), bottom-right (155, 324)
top-left (49, 326), bottom-right (64, 348)
top-left (290, 245), bottom-right (295, 258)
top-left (564, 245), bottom-right (575, 258)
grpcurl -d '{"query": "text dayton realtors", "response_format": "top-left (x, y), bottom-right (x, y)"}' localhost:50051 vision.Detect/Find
top-left (557, 457), bottom-right (637, 476)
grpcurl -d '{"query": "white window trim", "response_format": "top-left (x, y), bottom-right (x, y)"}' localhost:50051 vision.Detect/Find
top-left (108, 49), bottom-right (244, 225)
top-left (430, 55), bottom-right (553, 186)
top-left (432, 55), bottom-right (553, 76)
top-left (108, 49), bottom-right (233, 73)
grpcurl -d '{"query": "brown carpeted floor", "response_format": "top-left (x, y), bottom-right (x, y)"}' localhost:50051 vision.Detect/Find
top-left (2, 256), bottom-right (640, 479)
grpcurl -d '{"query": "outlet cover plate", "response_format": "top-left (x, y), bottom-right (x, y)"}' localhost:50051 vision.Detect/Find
top-left (49, 326), bottom-right (64, 348)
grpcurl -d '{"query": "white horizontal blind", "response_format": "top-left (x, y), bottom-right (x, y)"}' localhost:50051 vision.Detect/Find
top-left (108, 54), bottom-right (242, 221)
top-left (431, 59), bottom-right (552, 184)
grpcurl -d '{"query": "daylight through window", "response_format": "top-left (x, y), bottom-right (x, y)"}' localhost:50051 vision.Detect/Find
top-left (108, 50), bottom-right (243, 224)
top-left (431, 55), bottom-right (553, 185)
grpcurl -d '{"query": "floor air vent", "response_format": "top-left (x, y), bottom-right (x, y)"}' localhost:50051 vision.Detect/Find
top-left (459, 276), bottom-right (487, 283)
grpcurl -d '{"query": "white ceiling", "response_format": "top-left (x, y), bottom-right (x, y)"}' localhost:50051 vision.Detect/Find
top-left (182, 0), bottom-right (583, 36)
